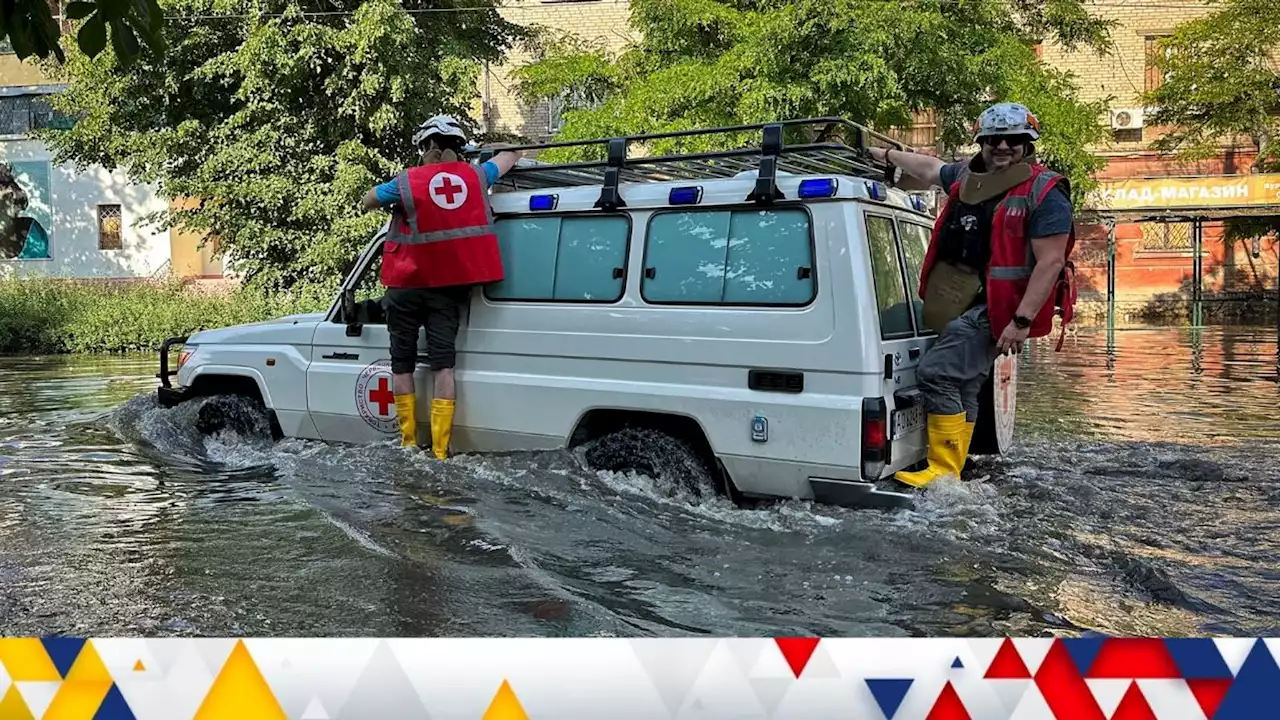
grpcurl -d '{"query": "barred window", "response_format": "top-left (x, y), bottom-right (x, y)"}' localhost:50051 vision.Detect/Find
top-left (1140, 222), bottom-right (1193, 252)
top-left (98, 204), bottom-right (122, 250)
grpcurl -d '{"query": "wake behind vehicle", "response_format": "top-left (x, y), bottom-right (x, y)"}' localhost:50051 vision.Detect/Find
top-left (155, 118), bottom-right (1018, 510)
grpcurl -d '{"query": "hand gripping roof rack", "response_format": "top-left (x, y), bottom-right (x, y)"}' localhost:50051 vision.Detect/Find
top-left (470, 117), bottom-right (913, 208)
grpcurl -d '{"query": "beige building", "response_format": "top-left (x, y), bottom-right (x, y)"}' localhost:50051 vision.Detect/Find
top-left (473, 0), bottom-right (635, 142)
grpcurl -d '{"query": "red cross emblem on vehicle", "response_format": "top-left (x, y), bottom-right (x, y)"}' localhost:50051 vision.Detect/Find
top-left (355, 360), bottom-right (400, 434)
top-left (429, 171), bottom-right (468, 210)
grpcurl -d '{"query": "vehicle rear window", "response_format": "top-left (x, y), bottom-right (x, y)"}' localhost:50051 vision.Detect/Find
top-left (897, 222), bottom-right (933, 334)
top-left (864, 214), bottom-right (914, 338)
top-left (642, 208), bottom-right (815, 306)
top-left (486, 215), bottom-right (630, 302)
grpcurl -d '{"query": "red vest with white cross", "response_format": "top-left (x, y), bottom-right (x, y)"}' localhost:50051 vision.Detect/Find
top-left (380, 161), bottom-right (504, 289)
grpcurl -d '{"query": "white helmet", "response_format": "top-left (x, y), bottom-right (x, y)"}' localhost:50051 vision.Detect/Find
top-left (412, 114), bottom-right (467, 148)
top-left (973, 102), bottom-right (1041, 141)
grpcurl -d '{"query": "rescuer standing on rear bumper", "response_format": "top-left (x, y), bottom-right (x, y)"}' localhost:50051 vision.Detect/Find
top-left (868, 102), bottom-right (1078, 488)
top-left (362, 115), bottom-right (521, 459)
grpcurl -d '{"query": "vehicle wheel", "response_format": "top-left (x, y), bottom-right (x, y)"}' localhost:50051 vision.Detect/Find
top-left (582, 427), bottom-right (719, 500)
top-left (195, 394), bottom-right (273, 439)
top-left (969, 352), bottom-right (1017, 455)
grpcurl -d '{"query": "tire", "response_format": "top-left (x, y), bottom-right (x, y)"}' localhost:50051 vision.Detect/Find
top-left (194, 394), bottom-right (274, 439)
top-left (969, 351), bottom-right (1017, 455)
top-left (582, 427), bottom-right (719, 500)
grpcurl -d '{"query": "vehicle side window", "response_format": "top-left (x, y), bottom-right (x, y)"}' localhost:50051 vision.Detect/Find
top-left (897, 222), bottom-right (933, 335)
top-left (864, 214), bottom-right (914, 339)
top-left (486, 215), bottom-right (630, 302)
top-left (643, 207), bottom-right (815, 305)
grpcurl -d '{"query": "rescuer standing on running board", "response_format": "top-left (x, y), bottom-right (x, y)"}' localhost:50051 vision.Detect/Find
top-left (867, 102), bottom-right (1078, 489)
top-left (362, 115), bottom-right (522, 458)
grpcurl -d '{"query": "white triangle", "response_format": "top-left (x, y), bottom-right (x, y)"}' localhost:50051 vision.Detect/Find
top-left (676, 643), bottom-right (766, 719)
top-left (0, 658), bottom-right (10, 697)
top-left (965, 639), bottom-right (1004, 678)
top-left (302, 695), bottom-right (330, 720)
top-left (990, 679), bottom-right (1032, 715)
top-left (196, 639), bottom-right (239, 676)
top-left (1085, 679), bottom-right (1131, 718)
top-left (747, 677), bottom-right (790, 716)
top-left (1008, 683), bottom-right (1056, 720)
top-left (1213, 638), bottom-right (1255, 676)
top-left (1137, 679), bottom-right (1205, 720)
top-left (746, 642), bottom-right (794, 679)
top-left (112, 677), bottom-right (173, 720)
top-left (802, 646), bottom-right (842, 679)
top-left (631, 639), bottom-right (720, 714)
top-left (1266, 639), bottom-right (1280, 669)
top-left (722, 639), bottom-right (767, 677)
top-left (15, 681), bottom-right (60, 719)
top-left (1011, 639), bottom-right (1053, 675)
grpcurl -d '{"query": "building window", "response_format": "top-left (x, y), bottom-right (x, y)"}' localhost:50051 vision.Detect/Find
top-left (547, 89), bottom-right (602, 135)
top-left (0, 94), bottom-right (77, 136)
top-left (1113, 128), bottom-right (1143, 144)
top-left (1140, 221), bottom-right (1192, 253)
top-left (486, 214), bottom-right (630, 302)
top-left (641, 207), bottom-right (816, 306)
top-left (98, 204), bottom-right (122, 250)
top-left (1144, 35), bottom-right (1171, 93)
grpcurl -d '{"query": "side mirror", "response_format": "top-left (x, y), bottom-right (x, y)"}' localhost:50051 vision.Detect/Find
top-left (342, 289), bottom-right (363, 337)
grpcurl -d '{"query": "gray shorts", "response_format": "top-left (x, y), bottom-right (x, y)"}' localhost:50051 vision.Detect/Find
top-left (916, 304), bottom-right (1000, 420)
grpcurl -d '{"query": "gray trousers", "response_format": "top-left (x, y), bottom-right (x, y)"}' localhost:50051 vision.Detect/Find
top-left (917, 304), bottom-right (999, 421)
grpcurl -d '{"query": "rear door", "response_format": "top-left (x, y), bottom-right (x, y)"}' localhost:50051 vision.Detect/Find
top-left (862, 211), bottom-right (928, 466)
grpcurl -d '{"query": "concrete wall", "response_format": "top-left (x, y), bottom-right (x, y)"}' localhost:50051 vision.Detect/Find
top-left (0, 138), bottom-right (172, 279)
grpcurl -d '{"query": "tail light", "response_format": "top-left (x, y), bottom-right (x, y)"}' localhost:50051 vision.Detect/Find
top-left (178, 346), bottom-right (196, 369)
top-left (861, 397), bottom-right (889, 480)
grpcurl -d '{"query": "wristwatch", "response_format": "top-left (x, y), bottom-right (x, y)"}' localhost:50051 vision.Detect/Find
top-left (1013, 314), bottom-right (1032, 329)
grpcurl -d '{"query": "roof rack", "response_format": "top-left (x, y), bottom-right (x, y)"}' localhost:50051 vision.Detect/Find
top-left (468, 117), bottom-right (913, 209)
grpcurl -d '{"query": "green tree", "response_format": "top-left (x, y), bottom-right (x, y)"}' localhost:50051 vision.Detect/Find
top-left (35, 0), bottom-right (526, 293)
top-left (513, 0), bottom-right (1114, 204)
top-left (1144, 0), bottom-right (1280, 173)
top-left (4, 0), bottom-right (164, 66)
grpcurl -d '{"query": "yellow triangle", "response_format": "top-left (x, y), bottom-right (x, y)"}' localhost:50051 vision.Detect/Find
top-left (133, 659), bottom-right (146, 672)
top-left (43, 679), bottom-right (114, 720)
top-left (482, 679), bottom-right (529, 720)
top-left (0, 639), bottom-right (61, 682)
top-left (0, 684), bottom-right (35, 720)
top-left (193, 640), bottom-right (286, 720)
top-left (65, 641), bottom-right (112, 683)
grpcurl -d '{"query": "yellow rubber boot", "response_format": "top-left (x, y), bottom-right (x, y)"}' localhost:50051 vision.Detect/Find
top-left (961, 421), bottom-right (976, 460)
top-left (894, 413), bottom-right (969, 488)
top-left (430, 398), bottom-right (455, 460)
top-left (395, 394), bottom-right (417, 448)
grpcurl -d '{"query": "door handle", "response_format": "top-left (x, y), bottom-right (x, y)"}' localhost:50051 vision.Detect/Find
top-left (322, 352), bottom-right (359, 360)
top-left (909, 347), bottom-right (921, 360)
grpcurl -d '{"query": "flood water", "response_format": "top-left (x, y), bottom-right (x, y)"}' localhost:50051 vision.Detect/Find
top-left (0, 325), bottom-right (1277, 639)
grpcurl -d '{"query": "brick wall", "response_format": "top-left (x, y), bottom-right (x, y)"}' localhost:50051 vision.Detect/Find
top-left (472, 0), bottom-right (635, 142)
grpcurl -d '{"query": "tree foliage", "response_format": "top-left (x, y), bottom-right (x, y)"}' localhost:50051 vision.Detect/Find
top-left (4, 0), bottom-right (164, 66)
top-left (36, 0), bottom-right (526, 293)
top-left (1144, 0), bottom-right (1280, 173)
top-left (514, 0), bottom-right (1115, 204)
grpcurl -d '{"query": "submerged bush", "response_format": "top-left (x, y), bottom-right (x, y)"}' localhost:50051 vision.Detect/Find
top-left (0, 278), bottom-right (330, 354)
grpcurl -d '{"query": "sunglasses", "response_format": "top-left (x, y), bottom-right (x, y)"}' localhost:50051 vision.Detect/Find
top-left (980, 134), bottom-right (1032, 148)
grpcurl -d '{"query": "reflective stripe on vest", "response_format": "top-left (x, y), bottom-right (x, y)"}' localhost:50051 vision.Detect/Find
top-left (390, 164), bottom-right (496, 245)
top-left (985, 194), bottom-right (1038, 280)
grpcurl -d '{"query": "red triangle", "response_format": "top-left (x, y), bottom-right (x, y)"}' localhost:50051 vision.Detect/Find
top-left (1187, 678), bottom-right (1232, 719)
top-left (774, 637), bottom-right (821, 678)
top-left (985, 638), bottom-right (1032, 679)
top-left (1088, 639), bottom-right (1181, 679)
top-left (925, 681), bottom-right (971, 720)
top-left (1110, 681), bottom-right (1157, 720)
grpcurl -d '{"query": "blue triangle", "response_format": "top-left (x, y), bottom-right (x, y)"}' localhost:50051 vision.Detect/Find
top-left (952, 656), bottom-right (964, 669)
top-left (865, 678), bottom-right (913, 720)
top-left (40, 636), bottom-right (87, 678)
top-left (1061, 637), bottom-right (1106, 676)
top-left (1163, 638), bottom-right (1233, 679)
top-left (93, 683), bottom-right (137, 720)
top-left (1213, 639), bottom-right (1280, 720)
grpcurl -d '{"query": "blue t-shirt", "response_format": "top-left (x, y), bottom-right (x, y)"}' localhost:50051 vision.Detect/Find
top-left (374, 160), bottom-right (501, 207)
top-left (939, 161), bottom-right (1073, 239)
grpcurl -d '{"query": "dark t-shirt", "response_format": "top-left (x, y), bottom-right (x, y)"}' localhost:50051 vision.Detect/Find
top-left (939, 162), bottom-right (1073, 239)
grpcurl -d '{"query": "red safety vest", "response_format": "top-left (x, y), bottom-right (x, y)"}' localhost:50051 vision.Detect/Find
top-left (381, 161), bottom-right (505, 289)
top-left (919, 161), bottom-right (1078, 350)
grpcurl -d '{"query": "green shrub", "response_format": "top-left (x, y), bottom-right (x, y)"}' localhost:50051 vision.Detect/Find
top-left (0, 278), bottom-right (331, 354)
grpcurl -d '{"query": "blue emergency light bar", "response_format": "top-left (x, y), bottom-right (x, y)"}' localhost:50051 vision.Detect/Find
top-left (910, 195), bottom-right (926, 212)
top-left (529, 194), bottom-right (559, 211)
top-left (668, 186), bottom-right (703, 205)
top-left (798, 178), bottom-right (838, 199)
top-left (864, 181), bottom-right (887, 202)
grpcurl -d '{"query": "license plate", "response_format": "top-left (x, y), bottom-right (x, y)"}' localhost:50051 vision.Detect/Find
top-left (892, 404), bottom-right (924, 440)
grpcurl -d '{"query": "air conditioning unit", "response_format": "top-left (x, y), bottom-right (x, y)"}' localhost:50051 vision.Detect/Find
top-left (1110, 108), bottom-right (1145, 130)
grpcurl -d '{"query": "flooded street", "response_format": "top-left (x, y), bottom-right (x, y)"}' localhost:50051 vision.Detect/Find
top-left (0, 325), bottom-right (1277, 639)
